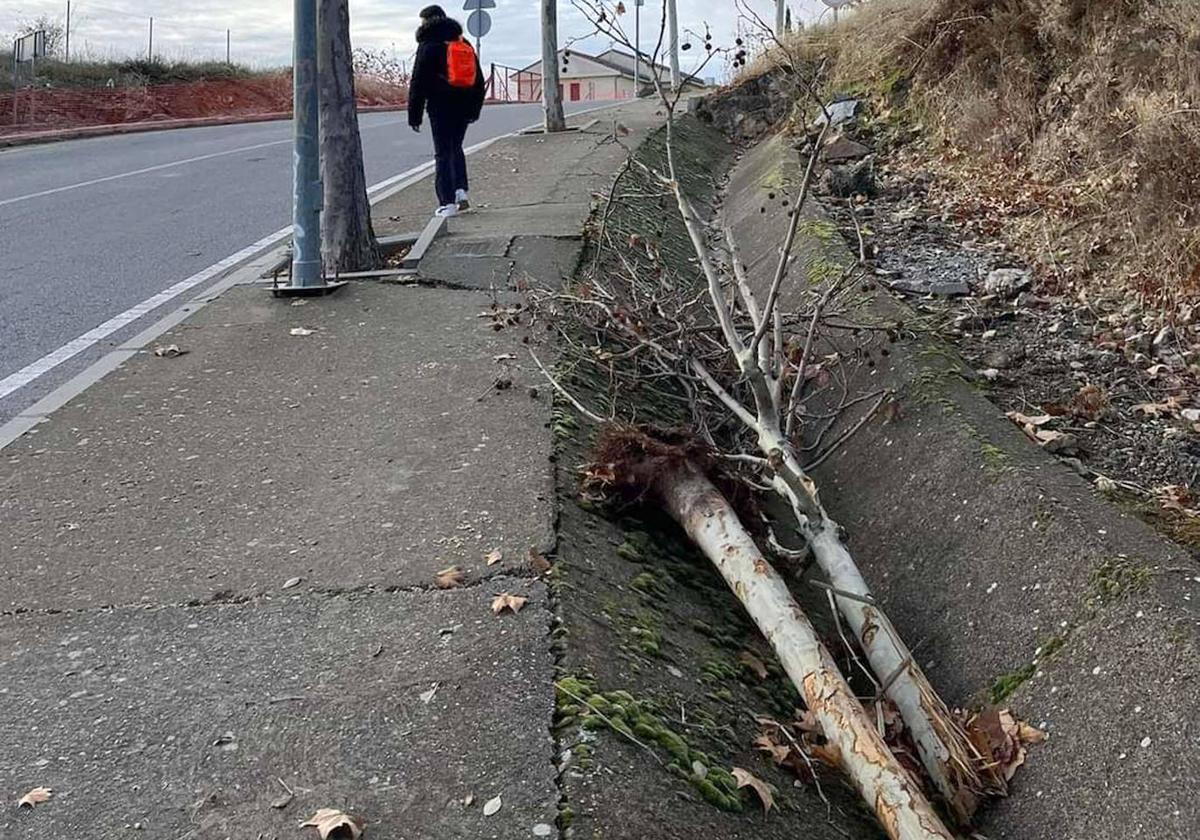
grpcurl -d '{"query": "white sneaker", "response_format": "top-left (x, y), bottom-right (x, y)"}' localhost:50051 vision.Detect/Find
top-left (435, 204), bottom-right (459, 218)
top-left (455, 189), bottom-right (470, 211)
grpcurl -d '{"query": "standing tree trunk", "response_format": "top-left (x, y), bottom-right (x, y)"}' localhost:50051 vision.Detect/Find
top-left (318, 0), bottom-right (380, 273)
top-left (541, 0), bottom-right (566, 132)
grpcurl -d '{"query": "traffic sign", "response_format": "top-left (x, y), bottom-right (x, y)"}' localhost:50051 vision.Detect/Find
top-left (463, 0), bottom-right (496, 9)
top-left (467, 10), bottom-right (492, 38)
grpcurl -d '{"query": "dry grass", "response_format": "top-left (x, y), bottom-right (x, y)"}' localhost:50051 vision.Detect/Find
top-left (754, 0), bottom-right (1200, 315)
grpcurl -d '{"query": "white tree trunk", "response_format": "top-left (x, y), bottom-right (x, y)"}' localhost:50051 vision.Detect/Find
top-left (318, 0), bottom-right (379, 273)
top-left (658, 462), bottom-right (956, 840)
top-left (759, 425), bottom-right (987, 821)
top-left (665, 171), bottom-right (989, 820)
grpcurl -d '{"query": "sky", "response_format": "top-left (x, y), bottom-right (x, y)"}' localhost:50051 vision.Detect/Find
top-left (6, 0), bottom-right (837, 78)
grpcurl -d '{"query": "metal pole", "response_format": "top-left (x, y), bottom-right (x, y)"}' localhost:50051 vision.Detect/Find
top-left (65, 1), bottom-right (71, 61)
top-left (148, 17), bottom-right (153, 60)
top-left (226, 29), bottom-right (231, 64)
top-left (291, 0), bottom-right (322, 287)
top-left (666, 0), bottom-right (680, 91)
top-left (633, 1), bottom-right (640, 96)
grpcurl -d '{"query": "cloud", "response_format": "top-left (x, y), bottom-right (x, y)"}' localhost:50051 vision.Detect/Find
top-left (7, 0), bottom-right (834, 73)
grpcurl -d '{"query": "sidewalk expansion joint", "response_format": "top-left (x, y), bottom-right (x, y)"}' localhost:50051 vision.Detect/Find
top-left (0, 571), bottom-right (550, 620)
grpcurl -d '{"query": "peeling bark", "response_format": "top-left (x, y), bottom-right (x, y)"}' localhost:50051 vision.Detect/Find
top-left (658, 462), bottom-right (956, 840)
top-left (663, 135), bottom-right (993, 821)
top-left (318, 0), bottom-right (380, 273)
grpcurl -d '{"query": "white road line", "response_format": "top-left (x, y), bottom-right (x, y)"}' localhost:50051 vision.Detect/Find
top-left (0, 115), bottom-right (411, 208)
top-left (0, 138), bottom-right (293, 207)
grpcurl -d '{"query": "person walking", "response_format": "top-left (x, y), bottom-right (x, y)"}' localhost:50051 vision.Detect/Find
top-left (408, 4), bottom-right (487, 217)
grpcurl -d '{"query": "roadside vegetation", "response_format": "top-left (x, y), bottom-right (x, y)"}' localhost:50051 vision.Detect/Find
top-left (757, 0), bottom-right (1200, 314)
top-left (0, 55), bottom-right (262, 89)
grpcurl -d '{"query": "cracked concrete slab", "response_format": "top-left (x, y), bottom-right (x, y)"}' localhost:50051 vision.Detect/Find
top-left (0, 282), bottom-right (554, 611)
top-left (0, 582), bottom-right (557, 840)
top-left (449, 204), bottom-right (593, 239)
top-left (509, 237), bottom-right (584, 292)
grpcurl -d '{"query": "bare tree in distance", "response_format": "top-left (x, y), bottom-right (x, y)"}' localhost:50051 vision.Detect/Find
top-left (12, 15), bottom-right (66, 57)
top-left (318, 0), bottom-right (381, 274)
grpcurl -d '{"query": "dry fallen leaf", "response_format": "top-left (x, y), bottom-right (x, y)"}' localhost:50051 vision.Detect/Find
top-left (153, 344), bottom-right (188, 358)
top-left (752, 733), bottom-right (791, 765)
top-left (434, 565), bottom-right (466, 589)
top-left (809, 743), bottom-right (842, 767)
top-left (731, 767), bottom-right (774, 814)
top-left (282, 576), bottom-right (303, 590)
top-left (527, 548), bottom-right (551, 575)
top-left (290, 327), bottom-right (316, 337)
top-left (1006, 410), bottom-right (1052, 428)
top-left (271, 778), bottom-right (295, 810)
top-left (419, 683), bottom-right (439, 704)
top-left (491, 593), bottom-right (527, 615)
top-left (1132, 398), bottom-right (1182, 418)
top-left (301, 808), bottom-right (365, 839)
top-left (485, 549), bottom-right (503, 566)
top-left (738, 651), bottom-right (769, 680)
top-left (482, 795), bottom-right (502, 816)
top-left (18, 787), bottom-right (52, 808)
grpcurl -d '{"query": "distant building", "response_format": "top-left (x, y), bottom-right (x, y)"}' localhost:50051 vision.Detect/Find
top-left (516, 47), bottom-right (703, 103)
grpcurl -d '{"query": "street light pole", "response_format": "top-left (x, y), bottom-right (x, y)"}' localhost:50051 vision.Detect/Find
top-left (290, 0), bottom-right (322, 287)
top-left (666, 0), bottom-right (680, 91)
top-left (633, 0), bottom-right (640, 96)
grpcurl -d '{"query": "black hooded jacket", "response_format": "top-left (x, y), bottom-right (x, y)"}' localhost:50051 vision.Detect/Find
top-left (408, 16), bottom-right (486, 127)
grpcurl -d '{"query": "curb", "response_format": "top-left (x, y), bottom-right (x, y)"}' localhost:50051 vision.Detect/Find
top-left (0, 104), bottom-right (409, 149)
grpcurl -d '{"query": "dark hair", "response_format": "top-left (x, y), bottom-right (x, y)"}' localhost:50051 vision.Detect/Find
top-left (419, 4), bottom-right (446, 19)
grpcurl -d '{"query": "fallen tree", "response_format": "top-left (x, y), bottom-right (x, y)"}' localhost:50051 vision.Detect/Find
top-left (586, 427), bottom-right (957, 840)
top-left (555, 2), bottom-right (1001, 827)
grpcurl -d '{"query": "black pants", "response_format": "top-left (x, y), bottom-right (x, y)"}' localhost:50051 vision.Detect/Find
top-left (430, 112), bottom-right (469, 206)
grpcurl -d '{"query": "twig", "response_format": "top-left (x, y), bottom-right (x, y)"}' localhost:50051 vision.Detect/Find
top-left (555, 680), bottom-right (666, 767)
top-left (804, 389), bottom-right (891, 470)
top-left (528, 349), bottom-right (607, 423)
top-left (808, 580), bottom-right (877, 606)
top-left (847, 200), bottom-right (868, 265)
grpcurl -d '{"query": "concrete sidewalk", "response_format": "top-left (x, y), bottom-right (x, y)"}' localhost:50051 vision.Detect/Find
top-left (0, 99), bottom-right (664, 839)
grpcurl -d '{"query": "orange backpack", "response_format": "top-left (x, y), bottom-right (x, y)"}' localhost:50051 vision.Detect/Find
top-left (446, 39), bottom-right (476, 88)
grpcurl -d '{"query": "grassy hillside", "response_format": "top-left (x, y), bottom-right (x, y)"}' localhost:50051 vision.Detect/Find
top-left (0, 55), bottom-right (262, 89)
top-left (768, 0), bottom-right (1200, 312)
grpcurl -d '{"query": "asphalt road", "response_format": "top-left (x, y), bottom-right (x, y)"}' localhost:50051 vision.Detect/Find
top-left (0, 103), bottom-right (582, 425)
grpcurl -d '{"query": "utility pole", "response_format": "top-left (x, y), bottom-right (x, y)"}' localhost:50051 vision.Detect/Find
top-left (148, 17), bottom-right (153, 61)
top-left (226, 29), bottom-right (231, 64)
top-left (540, 0), bottom-right (565, 132)
top-left (65, 1), bottom-right (71, 61)
top-left (666, 0), bottom-right (680, 91)
top-left (290, 0), bottom-right (323, 288)
top-left (633, 0), bottom-right (641, 96)
top-left (775, 0), bottom-right (786, 37)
